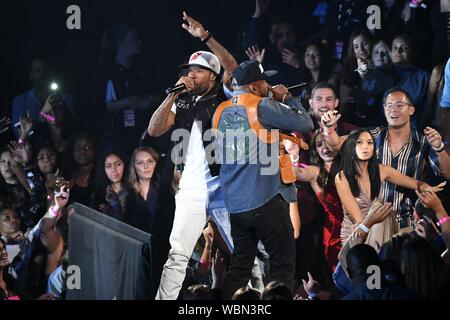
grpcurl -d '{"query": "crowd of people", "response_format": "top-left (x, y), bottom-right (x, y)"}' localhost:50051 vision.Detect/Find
top-left (1, 0), bottom-right (450, 300)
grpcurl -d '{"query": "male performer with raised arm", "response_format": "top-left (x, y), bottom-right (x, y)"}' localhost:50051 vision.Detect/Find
top-left (147, 12), bottom-right (238, 300)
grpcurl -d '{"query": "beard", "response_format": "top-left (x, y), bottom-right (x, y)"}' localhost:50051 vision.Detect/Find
top-left (192, 82), bottom-right (211, 96)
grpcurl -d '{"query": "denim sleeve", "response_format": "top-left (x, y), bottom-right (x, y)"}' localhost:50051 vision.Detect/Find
top-left (257, 97), bottom-right (314, 133)
top-left (440, 58), bottom-right (450, 108)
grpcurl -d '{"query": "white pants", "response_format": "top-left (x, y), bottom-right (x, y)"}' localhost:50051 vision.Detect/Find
top-left (155, 189), bottom-right (208, 300)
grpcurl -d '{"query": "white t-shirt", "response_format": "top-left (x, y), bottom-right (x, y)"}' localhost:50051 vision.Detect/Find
top-left (171, 99), bottom-right (213, 193)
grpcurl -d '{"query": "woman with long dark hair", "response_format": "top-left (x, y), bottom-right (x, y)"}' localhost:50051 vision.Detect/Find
top-left (285, 132), bottom-right (343, 272)
top-left (297, 42), bottom-right (339, 105)
top-left (91, 149), bottom-right (149, 232)
top-left (0, 238), bottom-right (23, 300)
top-left (336, 129), bottom-right (432, 247)
top-left (34, 143), bottom-right (61, 196)
top-left (340, 28), bottom-right (394, 127)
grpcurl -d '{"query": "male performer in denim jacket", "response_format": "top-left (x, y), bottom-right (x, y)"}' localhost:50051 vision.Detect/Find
top-left (213, 60), bottom-right (314, 298)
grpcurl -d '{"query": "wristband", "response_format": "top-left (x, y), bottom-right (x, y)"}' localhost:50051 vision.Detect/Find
top-left (39, 112), bottom-right (55, 123)
top-left (409, 0), bottom-right (426, 9)
top-left (49, 205), bottom-right (62, 219)
top-left (201, 31), bottom-right (212, 43)
top-left (437, 216), bottom-right (450, 227)
top-left (432, 142), bottom-right (445, 153)
top-left (323, 125), bottom-right (335, 135)
top-left (293, 162), bottom-right (308, 168)
top-left (359, 223), bottom-right (370, 233)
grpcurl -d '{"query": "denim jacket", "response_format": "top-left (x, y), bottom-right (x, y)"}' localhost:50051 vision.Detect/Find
top-left (214, 90), bottom-right (313, 214)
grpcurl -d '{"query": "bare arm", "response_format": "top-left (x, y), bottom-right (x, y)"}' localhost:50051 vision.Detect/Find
top-left (8, 141), bottom-right (32, 194)
top-left (10, 161), bottom-right (31, 194)
top-left (380, 164), bottom-right (425, 190)
top-left (335, 172), bottom-right (363, 224)
top-left (424, 126), bottom-right (450, 179)
top-left (204, 36), bottom-right (238, 85)
top-left (182, 12), bottom-right (238, 85)
top-left (284, 141), bottom-right (320, 182)
top-left (290, 202), bottom-right (301, 239)
top-left (198, 222), bottom-right (214, 275)
top-left (321, 110), bottom-right (347, 152)
top-left (293, 165), bottom-right (319, 183)
top-left (40, 185), bottom-right (69, 248)
top-left (416, 191), bottom-right (450, 252)
top-left (147, 94), bottom-right (176, 137)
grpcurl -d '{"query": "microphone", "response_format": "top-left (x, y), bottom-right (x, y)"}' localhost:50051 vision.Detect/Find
top-left (165, 83), bottom-right (186, 95)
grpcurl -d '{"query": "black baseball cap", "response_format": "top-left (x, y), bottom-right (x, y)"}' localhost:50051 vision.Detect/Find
top-left (232, 60), bottom-right (277, 86)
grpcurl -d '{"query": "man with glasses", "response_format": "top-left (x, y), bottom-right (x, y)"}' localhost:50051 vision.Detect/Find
top-left (321, 87), bottom-right (450, 230)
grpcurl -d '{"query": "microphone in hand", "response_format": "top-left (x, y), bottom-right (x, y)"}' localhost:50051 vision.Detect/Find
top-left (166, 83), bottom-right (186, 95)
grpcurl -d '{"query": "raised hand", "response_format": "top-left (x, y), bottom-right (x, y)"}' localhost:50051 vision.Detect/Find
top-left (356, 58), bottom-right (369, 78)
top-left (53, 183), bottom-right (70, 211)
top-left (424, 127), bottom-right (443, 149)
top-left (181, 11), bottom-right (208, 40)
top-left (49, 94), bottom-right (63, 108)
top-left (173, 76), bottom-right (196, 95)
top-left (283, 139), bottom-right (300, 160)
top-left (321, 110), bottom-right (341, 128)
top-left (423, 181), bottom-right (447, 193)
top-left (19, 111), bottom-right (33, 137)
top-left (245, 45), bottom-right (266, 64)
top-left (203, 222), bottom-right (215, 247)
top-left (365, 201), bottom-right (393, 228)
top-left (415, 189), bottom-right (445, 211)
top-left (8, 140), bottom-right (31, 165)
top-left (281, 49), bottom-right (301, 69)
top-left (253, 0), bottom-right (270, 18)
top-left (41, 95), bottom-right (54, 114)
top-left (269, 84), bottom-right (291, 102)
top-left (302, 272), bottom-right (321, 298)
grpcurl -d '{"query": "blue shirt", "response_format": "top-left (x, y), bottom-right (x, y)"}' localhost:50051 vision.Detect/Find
top-left (215, 90), bottom-right (314, 214)
top-left (440, 57), bottom-right (450, 109)
top-left (11, 89), bottom-right (75, 138)
top-left (392, 65), bottom-right (430, 117)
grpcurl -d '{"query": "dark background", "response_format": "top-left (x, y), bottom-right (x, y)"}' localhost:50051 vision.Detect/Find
top-left (0, 0), bottom-right (321, 109)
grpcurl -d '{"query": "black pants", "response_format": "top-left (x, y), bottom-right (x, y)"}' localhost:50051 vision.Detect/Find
top-left (223, 194), bottom-right (296, 299)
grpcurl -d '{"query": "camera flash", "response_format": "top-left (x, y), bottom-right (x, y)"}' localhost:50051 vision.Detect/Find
top-left (50, 83), bottom-right (58, 91)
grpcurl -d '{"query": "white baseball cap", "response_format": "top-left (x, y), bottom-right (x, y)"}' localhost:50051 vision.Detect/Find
top-left (180, 51), bottom-right (221, 75)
